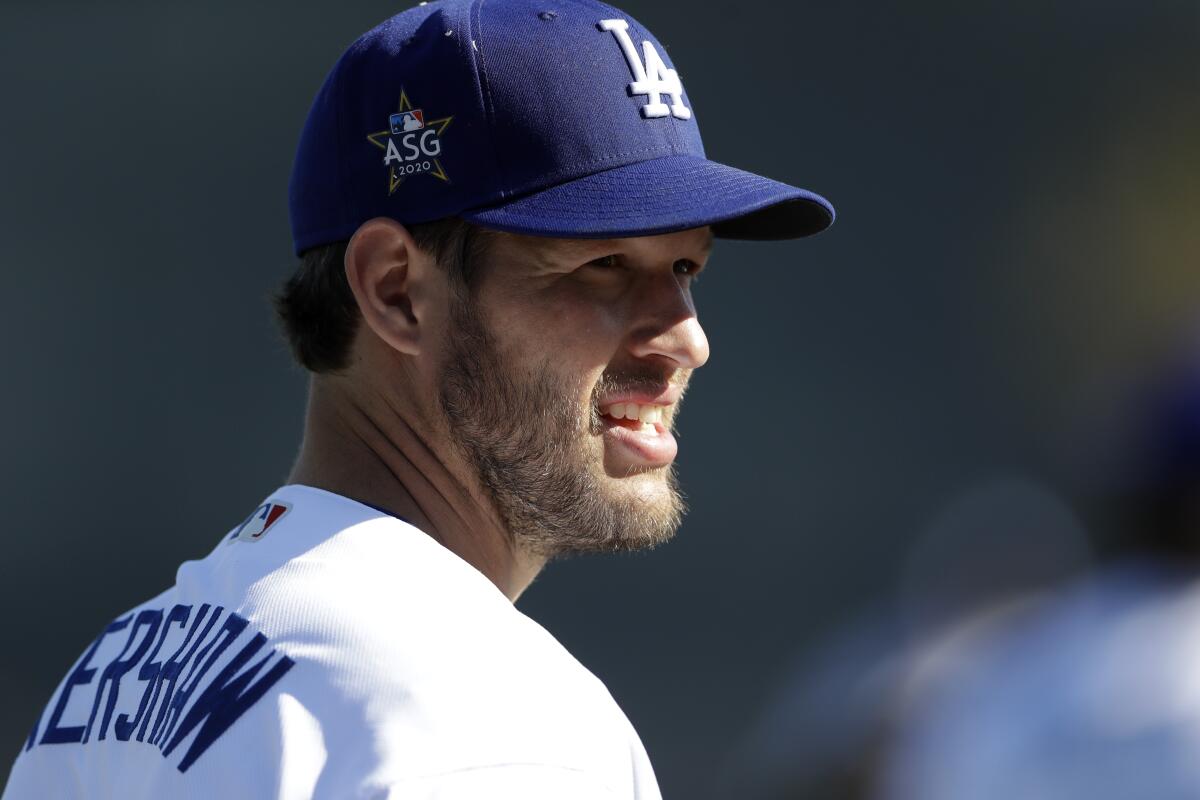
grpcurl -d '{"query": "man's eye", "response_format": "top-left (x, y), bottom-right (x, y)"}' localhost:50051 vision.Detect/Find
top-left (673, 259), bottom-right (702, 277)
top-left (587, 254), bottom-right (620, 269)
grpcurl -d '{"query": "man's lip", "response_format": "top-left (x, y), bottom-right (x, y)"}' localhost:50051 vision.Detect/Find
top-left (596, 386), bottom-right (680, 409)
top-left (600, 416), bottom-right (678, 467)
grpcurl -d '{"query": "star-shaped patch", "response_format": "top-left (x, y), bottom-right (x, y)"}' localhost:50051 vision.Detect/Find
top-left (366, 89), bottom-right (454, 195)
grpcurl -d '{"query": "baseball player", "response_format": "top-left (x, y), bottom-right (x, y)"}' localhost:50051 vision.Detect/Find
top-left (2, 1), bottom-right (833, 797)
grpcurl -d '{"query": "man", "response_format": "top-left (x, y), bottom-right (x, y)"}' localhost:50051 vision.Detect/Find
top-left (3, 0), bottom-right (832, 797)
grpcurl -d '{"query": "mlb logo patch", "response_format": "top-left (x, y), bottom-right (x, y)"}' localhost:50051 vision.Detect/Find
top-left (368, 89), bottom-right (454, 195)
top-left (389, 109), bottom-right (424, 134)
top-left (231, 501), bottom-right (291, 543)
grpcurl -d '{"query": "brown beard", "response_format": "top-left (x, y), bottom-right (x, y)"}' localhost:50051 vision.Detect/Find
top-left (436, 288), bottom-right (686, 559)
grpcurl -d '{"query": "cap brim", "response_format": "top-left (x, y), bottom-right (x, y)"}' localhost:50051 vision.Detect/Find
top-left (460, 154), bottom-right (834, 241)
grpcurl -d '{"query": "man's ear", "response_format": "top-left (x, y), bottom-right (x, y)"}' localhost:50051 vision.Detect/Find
top-left (344, 217), bottom-right (432, 357)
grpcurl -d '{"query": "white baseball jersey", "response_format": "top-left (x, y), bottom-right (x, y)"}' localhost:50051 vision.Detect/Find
top-left (3, 485), bottom-right (662, 799)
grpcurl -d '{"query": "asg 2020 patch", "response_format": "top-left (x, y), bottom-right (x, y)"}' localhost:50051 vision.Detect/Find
top-left (366, 89), bottom-right (454, 195)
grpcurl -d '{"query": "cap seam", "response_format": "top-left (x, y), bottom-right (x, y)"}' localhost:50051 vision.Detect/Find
top-left (470, 0), bottom-right (508, 198)
top-left (496, 144), bottom-right (690, 194)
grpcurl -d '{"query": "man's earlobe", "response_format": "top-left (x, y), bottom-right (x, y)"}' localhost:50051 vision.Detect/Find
top-left (344, 217), bottom-right (422, 357)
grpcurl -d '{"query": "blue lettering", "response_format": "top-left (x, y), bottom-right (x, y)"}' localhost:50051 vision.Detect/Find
top-left (163, 629), bottom-right (296, 772)
top-left (83, 608), bottom-right (163, 743)
top-left (41, 615), bottom-right (131, 745)
top-left (114, 604), bottom-right (190, 742)
top-left (148, 604), bottom-right (220, 746)
top-left (156, 612), bottom-right (247, 749)
top-left (29, 602), bottom-right (294, 773)
top-left (24, 708), bottom-right (42, 752)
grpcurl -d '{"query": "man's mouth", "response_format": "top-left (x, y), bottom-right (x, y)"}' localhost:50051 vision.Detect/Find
top-left (596, 401), bottom-right (677, 468)
top-left (599, 402), bottom-right (667, 433)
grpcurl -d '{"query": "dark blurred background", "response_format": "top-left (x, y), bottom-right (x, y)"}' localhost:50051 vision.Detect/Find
top-left (2, 1), bottom-right (1197, 798)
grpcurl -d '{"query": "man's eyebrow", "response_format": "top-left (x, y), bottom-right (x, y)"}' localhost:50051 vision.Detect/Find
top-left (507, 234), bottom-right (604, 256)
top-left (519, 237), bottom-right (607, 266)
top-left (515, 230), bottom-right (715, 261)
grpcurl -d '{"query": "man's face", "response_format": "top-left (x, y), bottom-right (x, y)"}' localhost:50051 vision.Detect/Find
top-left (436, 226), bottom-right (712, 558)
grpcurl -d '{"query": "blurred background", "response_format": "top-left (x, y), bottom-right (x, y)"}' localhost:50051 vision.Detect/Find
top-left (1, 1), bottom-right (1197, 797)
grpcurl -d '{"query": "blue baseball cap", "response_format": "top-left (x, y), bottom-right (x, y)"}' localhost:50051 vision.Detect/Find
top-left (288, 0), bottom-right (835, 256)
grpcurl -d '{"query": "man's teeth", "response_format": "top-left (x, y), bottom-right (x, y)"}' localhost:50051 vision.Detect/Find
top-left (603, 403), bottom-right (665, 427)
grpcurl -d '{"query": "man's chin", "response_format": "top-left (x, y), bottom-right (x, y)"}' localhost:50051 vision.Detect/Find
top-left (587, 468), bottom-right (685, 552)
top-left (509, 456), bottom-right (683, 558)
top-left (600, 465), bottom-right (675, 501)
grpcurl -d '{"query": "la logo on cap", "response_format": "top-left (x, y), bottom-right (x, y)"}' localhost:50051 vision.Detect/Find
top-left (599, 19), bottom-right (691, 120)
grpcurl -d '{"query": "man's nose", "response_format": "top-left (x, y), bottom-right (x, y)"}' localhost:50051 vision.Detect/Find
top-left (626, 274), bottom-right (710, 370)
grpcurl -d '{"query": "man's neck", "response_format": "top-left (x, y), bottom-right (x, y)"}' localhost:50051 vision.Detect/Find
top-left (286, 377), bottom-right (545, 602)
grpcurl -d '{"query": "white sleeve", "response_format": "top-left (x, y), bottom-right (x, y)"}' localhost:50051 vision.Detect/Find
top-left (374, 764), bottom-right (626, 799)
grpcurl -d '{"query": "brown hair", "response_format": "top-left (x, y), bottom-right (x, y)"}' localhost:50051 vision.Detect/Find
top-left (274, 218), bottom-right (491, 373)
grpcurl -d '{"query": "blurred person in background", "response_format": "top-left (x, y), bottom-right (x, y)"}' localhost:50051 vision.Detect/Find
top-left (723, 334), bottom-right (1200, 799)
top-left (874, 343), bottom-right (1200, 800)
